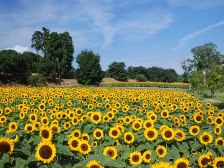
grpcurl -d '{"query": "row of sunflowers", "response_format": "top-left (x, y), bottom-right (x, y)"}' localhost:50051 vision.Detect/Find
top-left (0, 87), bottom-right (223, 168)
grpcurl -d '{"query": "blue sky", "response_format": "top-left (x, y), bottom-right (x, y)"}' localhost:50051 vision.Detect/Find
top-left (0, 0), bottom-right (224, 74)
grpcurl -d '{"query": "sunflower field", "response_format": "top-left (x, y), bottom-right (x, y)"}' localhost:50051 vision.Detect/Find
top-left (0, 87), bottom-right (223, 168)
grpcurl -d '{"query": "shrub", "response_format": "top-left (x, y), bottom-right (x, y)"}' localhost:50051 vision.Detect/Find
top-left (135, 74), bottom-right (147, 82)
top-left (28, 74), bottom-right (47, 86)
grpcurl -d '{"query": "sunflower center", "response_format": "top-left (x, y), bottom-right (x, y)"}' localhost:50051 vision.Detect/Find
top-left (176, 162), bottom-right (187, 168)
top-left (52, 126), bottom-right (58, 132)
top-left (27, 126), bottom-right (33, 131)
top-left (31, 116), bottom-right (36, 120)
top-left (93, 115), bottom-right (99, 121)
top-left (126, 135), bottom-right (132, 141)
top-left (81, 144), bottom-right (88, 151)
top-left (145, 154), bottom-right (150, 159)
top-left (11, 125), bottom-right (16, 129)
top-left (107, 150), bottom-right (114, 156)
top-left (96, 132), bottom-right (101, 137)
top-left (216, 118), bottom-right (222, 124)
top-left (147, 131), bottom-right (155, 138)
top-left (217, 140), bottom-right (223, 145)
top-left (192, 128), bottom-right (198, 134)
top-left (132, 155), bottom-right (139, 162)
top-left (72, 140), bottom-right (78, 148)
top-left (43, 119), bottom-right (48, 124)
top-left (39, 145), bottom-right (53, 159)
top-left (216, 161), bottom-right (224, 167)
top-left (90, 164), bottom-right (100, 168)
top-left (163, 112), bottom-right (167, 116)
top-left (158, 149), bottom-right (164, 155)
top-left (41, 130), bottom-right (50, 139)
top-left (134, 123), bottom-right (140, 129)
top-left (201, 158), bottom-right (209, 165)
top-left (202, 135), bottom-right (209, 142)
top-left (165, 131), bottom-right (172, 138)
top-left (196, 116), bottom-right (202, 121)
top-left (112, 130), bottom-right (118, 136)
top-left (146, 122), bottom-right (152, 127)
top-left (0, 142), bottom-right (11, 153)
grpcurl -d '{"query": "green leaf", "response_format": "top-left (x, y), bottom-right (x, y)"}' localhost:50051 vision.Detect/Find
top-left (189, 154), bottom-right (199, 166)
top-left (50, 162), bottom-right (63, 168)
top-left (0, 154), bottom-right (10, 167)
top-left (15, 158), bottom-right (26, 168)
top-left (217, 146), bottom-right (224, 156)
top-left (56, 143), bottom-right (74, 156)
top-left (191, 142), bottom-right (203, 151)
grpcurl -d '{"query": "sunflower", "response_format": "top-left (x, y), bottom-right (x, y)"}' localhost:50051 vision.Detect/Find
top-left (215, 137), bottom-right (224, 146)
top-left (151, 161), bottom-right (172, 168)
top-left (142, 150), bottom-right (151, 163)
top-left (156, 145), bottom-right (167, 158)
top-left (175, 130), bottom-right (186, 142)
top-left (72, 116), bottom-right (79, 126)
top-left (124, 132), bottom-right (135, 144)
top-left (174, 158), bottom-right (189, 168)
top-left (129, 151), bottom-right (142, 166)
top-left (199, 132), bottom-right (213, 145)
top-left (88, 104), bottom-right (94, 110)
top-left (35, 140), bottom-right (56, 164)
top-left (109, 127), bottom-right (121, 139)
top-left (78, 140), bottom-right (91, 155)
top-left (39, 126), bottom-right (52, 141)
top-left (103, 146), bottom-right (118, 160)
top-left (193, 113), bottom-right (204, 124)
top-left (143, 120), bottom-right (154, 129)
top-left (41, 117), bottom-right (49, 126)
top-left (50, 124), bottom-right (60, 133)
top-left (86, 160), bottom-right (104, 168)
top-left (70, 129), bottom-right (81, 138)
top-left (38, 103), bottom-right (46, 111)
top-left (82, 133), bottom-right (90, 141)
top-left (8, 122), bottom-right (18, 132)
top-left (189, 125), bottom-right (200, 136)
top-left (91, 141), bottom-right (98, 147)
top-left (29, 114), bottom-right (38, 122)
top-left (24, 123), bottom-right (35, 133)
top-left (214, 126), bottom-right (222, 135)
top-left (215, 117), bottom-right (223, 126)
top-left (144, 128), bottom-right (158, 142)
top-left (10, 135), bottom-right (19, 143)
top-left (124, 116), bottom-right (132, 124)
top-left (114, 140), bottom-right (120, 147)
top-left (161, 109), bottom-right (169, 119)
top-left (90, 112), bottom-right (102, 124)
top-left (161, 127), bottom-right (175, 141)
top-left (0, 137), bottom-right (14, 154)
top-left (68, 137), bottom-right (80, 151)
top-left (132, 120), bottom-right (142, 131)
top-left (149, 113), bottom-right (157, 122)
top-left (93, 128), bottom-right (104, 140)
top-left (213, 156), bottom-right (224, 168)
top-left (198, 154), bottom-right (210, 168)
top-left (63, 121), bottom-right (71, 130)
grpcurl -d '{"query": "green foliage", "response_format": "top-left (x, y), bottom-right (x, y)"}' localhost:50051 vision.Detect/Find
top-left (135, 74), bottom-right (147, 82)
top-left (75, 50), bottom-right (104, 85)
top-left (27, 74), bottom-right (47, 86)
top-left (189, 71), bottom-right (205, 93)
top-left (127, 66), bottom-right (148, 79)
top-left (107, 62), bottom-right (128, 81)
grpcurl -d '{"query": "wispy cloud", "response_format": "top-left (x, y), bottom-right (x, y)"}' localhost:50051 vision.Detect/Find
top-left (175, 20), bottom-right (224, 49)
top-left (7, 45), bottom-right (29, 53)
top-left (0, 0), bottom-right (173, 50)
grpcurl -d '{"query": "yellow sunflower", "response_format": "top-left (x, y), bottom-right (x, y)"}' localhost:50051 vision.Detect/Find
top-left (161, 109), bottom-right (170, 119)
top-left (214, 126), bottom-right (222, 135)
top-left (151, 161), bottom-right (172, 168)
top-left (123, 132), bottom-right (135, 144)
top-left (129, 151), bottom-right (142, 166)
top-left (78, 140), bottom-right (91, 155)
top-left (161, 127), bottom-right (175, 141)
top-left (86, 160), bottom-right (104, 168)
top-left (143, 120), bottom-right (154, 129)
top-left (39, 126), bottom-right (52, 141)
top-left (189, 125), bottom-right (200, 136)
top-left (144, 128), bottom-right (158, 142)
top-left (199, 132), bottom-right (213, 145)
top-left (68, 137), bottom-right (80, 151)
top-left (90, 112), bottom-right (102, 124)
top-left (213, 156), bottom-right (224, 168)
top-left (156, 145), bottom-right (167, 158)
top-left (63, 121), bottom-right (71, 130)
top-left (132, 120), bottom-right (142, 131)
top-left (24, 123), bottom-right (35, 133)
top-left (103, 146), bottom-right (118, 160)
top-left (0, 137), bottom-right (14, 154)
top-left (82, 133), bottom-right (90, 141)
top-left (175, 130), bottom-right (186, 142)
top-left (35, 140), bottom-right (56, 164)
top-left (142, 150), bottom-right (151, 163)
top-left (174, 158), bottom-right (189, 168)
top-left (93, 128), bottom-right (104, 140)
top-left (8, 122), bottom-right (18, 132)
top-left (109, 127), bottom-right (121, 139)
top-left (214, 117), bottom-right (223, 126)
top-left (29, 113), bottom-right (38, 122)
top-left (198, 154), bottom-right (210, 168)
top-left (41, 117), bottom-right (49, 126)
top-left (215, 137), bottom-right (224, 146)
top-left (193, 113), bottom-right (204, 124)
top-left (50, 124), bottom-right (60, 133)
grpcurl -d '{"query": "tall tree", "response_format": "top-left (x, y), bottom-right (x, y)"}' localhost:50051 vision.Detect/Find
top-left (75, 50), bottom-right (104, 85)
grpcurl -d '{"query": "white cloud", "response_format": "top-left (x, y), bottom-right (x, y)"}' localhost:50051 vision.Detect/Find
top-left (175, 20), bottom-right (224, 49)
top-left (7, 45), bottom-right (29, 53)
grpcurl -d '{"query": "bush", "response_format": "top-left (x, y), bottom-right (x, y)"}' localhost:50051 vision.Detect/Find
top-left (135, 74), bottom-right (147, 82)
top-left (28, 75), bottom-right (47, 86)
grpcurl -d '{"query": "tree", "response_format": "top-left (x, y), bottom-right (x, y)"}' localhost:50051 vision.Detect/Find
top-left (127, 66), bottom-right (148, 79)
top-left (22, 51), bottom-right (42, 73)
top-left (162, 69), bottom-right (179, 82)
top-left (75, 50), bottom-right (104, 85)
top-left (189, 71), bottom-right (205, 94)
top-left (147, 67), bottom-right (164, 82)
top-left (106, 62), bottom-right (128, 81)
top-left (31, 27), bottom-right (74, 79)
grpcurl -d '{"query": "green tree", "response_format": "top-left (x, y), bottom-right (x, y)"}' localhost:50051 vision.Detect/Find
top-left (31, 27), bottom-right (74, 79)
top-left (127, 66), bottom-right (148, 79)
top-left (22, 51), bottom-right (42, 73)
top-left (189, 71), bottom-right (205, 94)
top-left (147, 67), bottom-right (164, 82)
top-left (206, 65), bottom-right (224, 98)
top-left (106, 62), bottom-right (128, 81)
top-left (75, 50), bottom-right (104, 85)
top-left (162, 69), bottom-right (179, 82)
